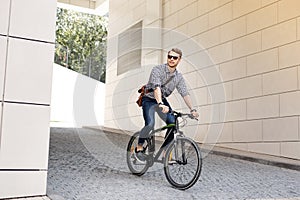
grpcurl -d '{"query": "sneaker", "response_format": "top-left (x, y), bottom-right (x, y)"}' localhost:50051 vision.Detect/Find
top-left (167, 160), bottom-right (177, 165)
top-left (135, 148), bottom-right (147, 162)
top-left (134, 154), bottom-right (146, 165)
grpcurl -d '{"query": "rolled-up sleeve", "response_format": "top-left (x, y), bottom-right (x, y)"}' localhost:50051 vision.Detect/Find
top-left (176, 74), bottom-right (189, 97)
top-left (148, 66), bottom-right (162, 90)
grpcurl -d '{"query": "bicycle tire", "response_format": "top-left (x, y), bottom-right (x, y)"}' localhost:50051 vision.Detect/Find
top-left (126, 132), bottom-right (150, 176)
top-left (163, 137), bottom-right (202, 190)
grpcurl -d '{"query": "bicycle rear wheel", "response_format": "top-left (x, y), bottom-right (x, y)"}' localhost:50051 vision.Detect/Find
top-left (163, 137), bottom-right (202, 190)
top-left (126, 132), bottom-right (149, 176)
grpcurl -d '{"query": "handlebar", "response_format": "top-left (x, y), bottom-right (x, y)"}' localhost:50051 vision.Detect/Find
top-left (157, 105), bottom-right (199, 121)
top-left (171, 110), bottom-right (198, 121)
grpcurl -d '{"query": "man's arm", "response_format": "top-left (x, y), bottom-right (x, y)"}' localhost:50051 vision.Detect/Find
top-left (154, 87), bottom-right (169, 113)
top-left (175, 74), bottom-right (199, 118)
top-left (148, 66), bottom-right (162, 91)
top-left (183, 95), bottom-right (193, 110)
top-left (183, 95), bottom-right (199, 118)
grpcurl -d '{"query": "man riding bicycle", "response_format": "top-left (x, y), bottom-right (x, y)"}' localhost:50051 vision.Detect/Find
top-left (136, 48), bottom-right (199, 161)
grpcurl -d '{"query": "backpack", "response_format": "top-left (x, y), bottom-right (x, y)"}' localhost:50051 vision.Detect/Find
top-left (136, 85), bottom-right (152, 107)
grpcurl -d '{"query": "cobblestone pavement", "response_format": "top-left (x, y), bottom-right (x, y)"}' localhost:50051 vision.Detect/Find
top-left (47, 128), bottom-right (300, 200)
top-left (10, 197), bottom-right (50, 200)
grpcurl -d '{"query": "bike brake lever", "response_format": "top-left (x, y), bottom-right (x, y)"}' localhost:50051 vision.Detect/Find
top-left (188, 114), bottom-right (198, 121)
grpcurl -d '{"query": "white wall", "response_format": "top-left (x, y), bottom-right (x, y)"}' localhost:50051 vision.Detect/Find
top-left (51, 64), bottom-right (105, 128)
top-left (0, 0), bottom-right (56, 198)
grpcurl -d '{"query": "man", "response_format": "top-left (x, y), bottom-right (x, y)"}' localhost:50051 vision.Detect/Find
top-left (136, 48), bottom-right (199, 160)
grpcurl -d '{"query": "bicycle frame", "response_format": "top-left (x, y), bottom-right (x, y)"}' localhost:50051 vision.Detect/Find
top-left (146, 111), bottom-right (186, 165)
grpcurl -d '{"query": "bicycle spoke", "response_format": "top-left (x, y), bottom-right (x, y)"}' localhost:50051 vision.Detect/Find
top-left (164, 137), bottom-right (202, 190)
top-left (126, 132), bottom-right (149, 176)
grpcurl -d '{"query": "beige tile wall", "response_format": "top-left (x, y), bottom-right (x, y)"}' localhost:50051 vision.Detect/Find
top-left (105, 0), bottom-right (163, 131)
top-left (162, 0), bottom-right (300, 159)
top-left (105, 0), bottom-right (300, 159)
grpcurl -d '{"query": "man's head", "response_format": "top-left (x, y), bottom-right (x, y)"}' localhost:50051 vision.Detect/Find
top-left (167, 48), bottom-right (182, 68)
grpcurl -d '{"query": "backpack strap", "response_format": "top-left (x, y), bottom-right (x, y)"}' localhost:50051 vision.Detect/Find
top-left (162, 75), bottom-right (174, 87)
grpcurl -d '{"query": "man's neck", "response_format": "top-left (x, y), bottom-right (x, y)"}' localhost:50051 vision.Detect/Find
top-left (167, 65), bottom-right (176, 73)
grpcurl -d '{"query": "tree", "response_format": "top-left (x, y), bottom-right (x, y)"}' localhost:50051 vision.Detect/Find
top-left (55, 7), bottom-right (107, 83)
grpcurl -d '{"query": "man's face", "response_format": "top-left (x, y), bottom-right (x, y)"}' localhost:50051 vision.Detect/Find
top-left (167, 51), bottom-right (181, 68)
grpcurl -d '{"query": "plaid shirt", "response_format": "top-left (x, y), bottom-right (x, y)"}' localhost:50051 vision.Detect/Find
top-left (145, 63), bottom-right (189, 99)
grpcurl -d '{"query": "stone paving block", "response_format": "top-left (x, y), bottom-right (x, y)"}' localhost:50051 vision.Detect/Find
top-left (47, 128), bottom-right (300, 200)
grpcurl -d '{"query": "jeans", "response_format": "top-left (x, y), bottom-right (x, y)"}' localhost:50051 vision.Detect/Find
top-left (138, 96), bottom-right (175, 145)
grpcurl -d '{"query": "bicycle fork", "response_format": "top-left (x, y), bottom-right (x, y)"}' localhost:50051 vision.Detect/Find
top-left (173, 132), bottom-right (187, 165)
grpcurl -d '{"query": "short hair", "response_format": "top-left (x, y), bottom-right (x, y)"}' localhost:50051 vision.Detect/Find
top-left (168, 48), bottom-right (182, 57)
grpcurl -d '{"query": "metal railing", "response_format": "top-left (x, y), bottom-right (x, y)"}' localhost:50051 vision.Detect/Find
top-left (54, 43), bottom-right (106, 83)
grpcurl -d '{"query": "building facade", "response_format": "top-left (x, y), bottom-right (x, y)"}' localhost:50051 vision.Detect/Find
top-left (105, 0), bottom-right (300, 160)
top-left (0, 0), bottom-right (56, 198)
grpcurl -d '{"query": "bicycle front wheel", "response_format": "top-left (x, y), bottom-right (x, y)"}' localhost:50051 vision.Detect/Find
top-left (126, 132), bottom-right (149, 176)
top-left (163, 137), bottom-right (202, 190)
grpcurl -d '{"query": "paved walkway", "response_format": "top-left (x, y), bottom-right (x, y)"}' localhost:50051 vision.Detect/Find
top-left (10, 197), bottom-right (50, 200)
top-left (47, 128), bottom-right (300, 200)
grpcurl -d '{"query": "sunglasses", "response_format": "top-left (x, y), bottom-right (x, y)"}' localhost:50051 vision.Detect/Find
top-left (167, 55), bottom-right (179, 60)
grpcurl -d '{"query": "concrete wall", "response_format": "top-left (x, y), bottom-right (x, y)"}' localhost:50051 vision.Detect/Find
top-left (51, 64), bottom-right (105, 128)
top-left (105, 0), bottom-right (300, 160)
top-left (0, 0), bottom-right (56, 198)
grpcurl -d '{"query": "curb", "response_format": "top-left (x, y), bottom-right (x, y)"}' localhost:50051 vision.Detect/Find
top-left (203, 145), bottom-right (300, 171)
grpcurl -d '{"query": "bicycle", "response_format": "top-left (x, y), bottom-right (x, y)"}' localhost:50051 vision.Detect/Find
top-left (126, 110), bottom-right (202, 190)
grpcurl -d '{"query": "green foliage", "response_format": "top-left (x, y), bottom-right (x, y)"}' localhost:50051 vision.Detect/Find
top-left (55, 7), bottom-right (107, 83)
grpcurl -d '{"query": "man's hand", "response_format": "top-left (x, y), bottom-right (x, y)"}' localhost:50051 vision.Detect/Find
top-left (159, 105), bottom-right (169, 113)
top-left (190, 109), bottom-right (199, 119)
